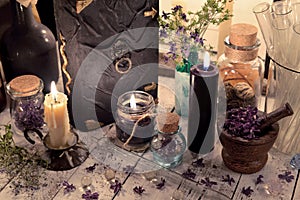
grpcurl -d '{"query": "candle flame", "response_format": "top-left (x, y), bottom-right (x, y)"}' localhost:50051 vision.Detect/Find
top-left (51, 81), bottom-right (58, 102)
top-left (203, 51), bottom-right (210, 71)
top-left (129, 94), bottom-right (137, 109)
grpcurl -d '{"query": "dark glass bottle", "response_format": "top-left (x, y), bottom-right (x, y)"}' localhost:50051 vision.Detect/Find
top-left (0, 75), bottom-right (6, 112)
top-left (0, 0), bottom-right (59, 93)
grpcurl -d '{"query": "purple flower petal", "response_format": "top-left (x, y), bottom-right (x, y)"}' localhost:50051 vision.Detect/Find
top-left (110, 180), bottom-right (122, 194)
top-left (255, 175), bottom-right (264, 185)
top-left (182, 169), bottom-right (196, 180)
top-left (85, 163), bottom-right (98, 173)
top-left (62, 181), bottom-right (76, 194)
top-left (156, 178), bottom-right (166, 189)
top-left (133, 186), bottom-right (145, 195)
top-left (241, 186), bottom-right (254, 197)
top-left (162, 11), bottom-right (170, 19)
top-left (278, 171), bottom-right (294, 183)
top-left (200, 177), bottom-right (217, 188)
top-left (191, 158), bottom-right (205, 168)
top-left (82, 190), bottom-right (99, 200)
top-left (171, 5), bottom-right (183, 13)
top-left (221, 175), bottom-right (235, 186)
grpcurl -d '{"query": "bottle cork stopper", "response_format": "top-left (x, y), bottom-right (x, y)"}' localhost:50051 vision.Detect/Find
top-left (229, 23), bottom-right (258, 46)
top-left (157, 112), bottom-right (180, 133)
top-left (9, 75), bottom-right (40, 93)
top-left (225, 46), bottom-right (259, 62)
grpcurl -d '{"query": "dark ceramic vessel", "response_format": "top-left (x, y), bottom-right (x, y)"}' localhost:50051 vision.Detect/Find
top-left (220, 123), bottom-right (279, 174)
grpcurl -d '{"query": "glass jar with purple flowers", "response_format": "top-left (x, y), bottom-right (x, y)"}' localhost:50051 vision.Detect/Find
top-left (6, 75), bottom-right (44, 134)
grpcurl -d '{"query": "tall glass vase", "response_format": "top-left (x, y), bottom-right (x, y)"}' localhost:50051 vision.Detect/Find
top-left (266, 23), bottom-right (300, 155)
top-left (174, 49), bottom-right (204, 117)
top-left (0, 0), bottom-right (59, 93)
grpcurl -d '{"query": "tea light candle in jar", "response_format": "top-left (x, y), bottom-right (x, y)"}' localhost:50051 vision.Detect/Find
top-left (44, 81), bottom-right (71, 148)
top-left (115, 91), bottom-right (156, 146)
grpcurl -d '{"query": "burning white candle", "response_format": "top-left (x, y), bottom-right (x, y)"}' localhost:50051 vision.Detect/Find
top-left (44, 81), bottom-right (71, 148)
top-left (203, 51), bottom-right (210, 71)
top-left (130, 94), bottom-right (137, 109)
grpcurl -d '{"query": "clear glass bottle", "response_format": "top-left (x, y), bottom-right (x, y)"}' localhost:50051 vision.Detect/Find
top-left (151, 126), bottom-right (186, 168)
top-left (6, 75), bottom-right (44, 134)
top-left (218, 36), bottom-right (262, 111)
top-left (0, 0), bottom-right (59, 93)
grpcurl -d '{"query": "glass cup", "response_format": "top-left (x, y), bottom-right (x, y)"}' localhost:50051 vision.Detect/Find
top-left (253, 2), bottom-right (274, 51)
top-left (272, 15), bottom-right (292, 64)
top-left (292, 2), bottom-right (300, 25)
top-left (272, 1), bottom-right (292, 16)
top-left (266, 61), bottom-right (300, 155)
top-left (287, 23), bottom-right (300, 70)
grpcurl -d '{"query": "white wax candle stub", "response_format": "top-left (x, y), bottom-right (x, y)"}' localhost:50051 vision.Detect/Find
top-left (44, 82), bottom-right (71, 148)
top-left (203, 51), bottom-right (210, 70)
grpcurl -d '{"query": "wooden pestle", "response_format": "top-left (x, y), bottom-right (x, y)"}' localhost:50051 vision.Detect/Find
top-left (259, 103), bottom-right (294, 130)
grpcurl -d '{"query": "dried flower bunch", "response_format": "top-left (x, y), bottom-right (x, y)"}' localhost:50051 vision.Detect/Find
top-left (0, 124), bottom-right (47, 195)
top-left (223, 106), bottom-right (262, 139)
top-left (159, 0), bottom-right (232, 66)
top-left (14, 99), bottom-right (44, 131)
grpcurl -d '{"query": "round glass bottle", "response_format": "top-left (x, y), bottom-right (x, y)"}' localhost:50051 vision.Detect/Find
top-left (218, 23), bottom-right (262, 111)
top-left (6, 75), bottom-right (44, 134)
top-left (151, 126), bottom-right (186, 168)
top-left (115, 91), bottom-right (156, 147)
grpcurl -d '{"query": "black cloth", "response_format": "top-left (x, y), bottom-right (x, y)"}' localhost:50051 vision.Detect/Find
top-left (54, 0), bottom-right (159, 130)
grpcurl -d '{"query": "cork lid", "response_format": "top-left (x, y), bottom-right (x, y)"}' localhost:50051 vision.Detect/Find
top-left (7, 75), bottom-right (43, 97)
top-left (229, 23), bottom-right (258, 47)
top-left (157, 112), bottom-right (180, 133)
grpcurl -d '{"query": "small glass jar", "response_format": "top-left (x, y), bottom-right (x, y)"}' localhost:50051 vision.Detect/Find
top-left (151, 126), bottom-right (186, 168)
top-left (218, 36), bottom-right (262, 111)
top-left (115, 91), bottom-right (156, 146)
top-left (6, 75), bottom-right (44, 134)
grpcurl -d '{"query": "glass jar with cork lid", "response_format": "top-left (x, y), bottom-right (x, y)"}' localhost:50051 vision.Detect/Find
top-left (151, 112), bottom-right (186, 168)
top-left (6, 75), bottom-right (44, 134)
top-left (218, 23), bottom-right (262, 111)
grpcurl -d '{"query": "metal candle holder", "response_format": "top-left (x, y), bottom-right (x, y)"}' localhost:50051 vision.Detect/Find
top-left (24, 128), bottom-right (89, 171)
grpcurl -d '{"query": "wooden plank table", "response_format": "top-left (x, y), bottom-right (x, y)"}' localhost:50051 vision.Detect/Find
top-left (0, 75), bottom-right (299, 200)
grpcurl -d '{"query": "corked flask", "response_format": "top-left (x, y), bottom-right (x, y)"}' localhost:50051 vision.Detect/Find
top-left (151, 112), bottom-right (187, 168)
top-left (0, 0), bottom-right (59, 93)
top-left (218, 23), bottom-right (263, 111)
top-left (220, 103), bottom-right (293, 174)
top-left (6, 75), bottom-right (44, 135)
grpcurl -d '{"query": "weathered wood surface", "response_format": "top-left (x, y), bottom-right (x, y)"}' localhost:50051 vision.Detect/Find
top-left (0, 76), bottom-right (299, 199)
top-left (294, 173), bottom-right (300, 200)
